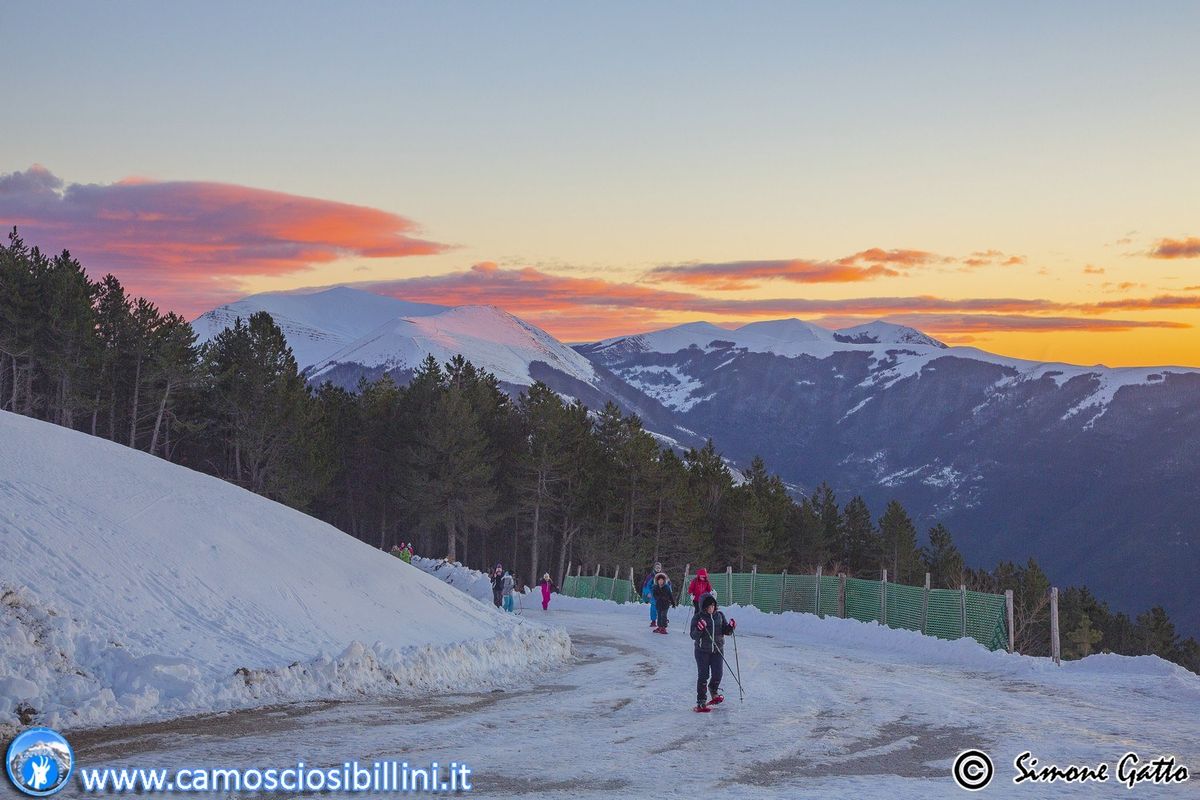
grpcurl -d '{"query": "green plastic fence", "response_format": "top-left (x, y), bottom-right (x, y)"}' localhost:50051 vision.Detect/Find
top-left (561, 567), bottom-right (1010, 651)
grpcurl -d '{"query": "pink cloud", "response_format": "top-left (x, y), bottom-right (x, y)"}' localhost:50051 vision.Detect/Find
top-left (0, 165), bottom-right (446, 314)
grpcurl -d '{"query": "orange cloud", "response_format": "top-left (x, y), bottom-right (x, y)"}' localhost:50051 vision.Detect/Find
top-left (648, 248), bottom-right (1024, 289)
top-left (1083, 293), bottom-right (1200, 312)
top-left (819, 314), bottom-right (1187, 334)
top-left (351, 264), bottom-right (1186, 341)
top-left (1149, 237), bottom-right (1200, 259)
top-left (0, 165), bottom-right (446, 314)
top-left (837, 248), bottom-right (938, 266)
top-left (959, 249), bottom-right (1026, 269)
top-left (1083, 264), bottom-right (1105, 274)
top-left (648, 259), bottom-right (900, 289)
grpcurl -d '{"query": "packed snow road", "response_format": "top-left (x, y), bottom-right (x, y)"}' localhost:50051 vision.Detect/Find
top-left (38, 601), bottom-right (1199, 800)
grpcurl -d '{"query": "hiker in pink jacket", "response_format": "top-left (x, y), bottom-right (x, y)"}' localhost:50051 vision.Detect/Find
top-left (539, 573), bottom-right (557, 610)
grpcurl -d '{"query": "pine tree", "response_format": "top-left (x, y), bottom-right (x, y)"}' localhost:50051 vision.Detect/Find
top-left (147, 312), bottom-right (198, 457)
top-left (42, 250), bottom-right (98, 427)
top-left (1136, 607), bottom-right (1181, 661)
top-left (741, 456), bottom-right (791, 572)
top-left (201, 312), bottom-right (318, 503)
top-left (405, 382), bottom-right (497, 562)
top-left (518, 382), bottom-right (572, 587)
top-left (788, 497), bottom-right (827, 570)
top-left (922, 523), bottom-right (964, 588)
top-left (814, 483), bottom-right (843, 568)
top-left (1065, 613), bottom-right (1103, 659)
top-left (685, 438), bottom-right (732, 567)
top-left (126, 297), bottom-right (163, 448)
top-left (842, 495), bottom-right (876, 575)
top-left (879, 500), bottom-right (922, 584)
top-left (648, 447), bottom-right (697, 575)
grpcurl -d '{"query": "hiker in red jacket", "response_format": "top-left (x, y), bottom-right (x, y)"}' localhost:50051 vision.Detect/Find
top-left (688, 568), bottom-right (714, 610)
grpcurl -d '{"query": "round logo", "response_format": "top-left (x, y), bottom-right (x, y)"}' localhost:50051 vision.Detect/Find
top-left (952, 749), bottom-right (994, 791)
top-left (6, 728), bottom-right (74, 797)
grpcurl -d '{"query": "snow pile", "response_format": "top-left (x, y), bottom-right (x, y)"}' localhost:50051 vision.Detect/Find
top-left (0, 410), bottom-right (570, 734)
top-left (309, 305), bottom-right (600, 387)
top-left (192, 286), bottom-right (447, 369)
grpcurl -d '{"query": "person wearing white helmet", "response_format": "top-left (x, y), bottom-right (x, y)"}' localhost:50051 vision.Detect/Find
top-left (539, 572), bottom-right (556, 610)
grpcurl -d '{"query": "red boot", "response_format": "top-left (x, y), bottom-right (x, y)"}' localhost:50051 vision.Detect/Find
top-left (708, 689), bottom-right (724, 705)
top-left (655, 626), bottom-right (668, 634)
top-left (693, 704), bottom-right (711, 713)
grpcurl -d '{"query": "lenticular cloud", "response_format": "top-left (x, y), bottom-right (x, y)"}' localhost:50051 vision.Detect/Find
top-left (0, 165), bottom-right (446, 312)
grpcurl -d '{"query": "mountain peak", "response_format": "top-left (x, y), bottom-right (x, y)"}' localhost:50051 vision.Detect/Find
top-left (834, 321), bottom-right (946, 348)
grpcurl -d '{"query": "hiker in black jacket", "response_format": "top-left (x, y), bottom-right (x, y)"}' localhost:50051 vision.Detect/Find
top-left (650, 572), bottom-right (676, 634)
top-left (689, 592), bottom-right (736, 711)
top-left (490, 565), bottom-right (504, 608)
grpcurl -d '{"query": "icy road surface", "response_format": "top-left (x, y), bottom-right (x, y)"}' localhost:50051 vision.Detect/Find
top-left (34, 601), bottom-right (1200, 800)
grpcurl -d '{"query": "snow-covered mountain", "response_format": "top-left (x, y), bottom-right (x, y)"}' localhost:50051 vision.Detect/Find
top-left (191, 286), bottom-right (447, 369)
top-left (0, 409), bottom-right (569, 732)
top-left (309, 304), bottom-right (601, 389)
top-left (833, 320), bottom-right (946, 348)
top-left (194, 289), bottom-right (696, 443)
top-left (581, 317), bottom-right (947, 366)
top-left (576, 319), bottom-right (1200, 635)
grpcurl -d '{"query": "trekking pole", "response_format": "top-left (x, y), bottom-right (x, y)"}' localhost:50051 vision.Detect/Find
top-left (708, 630), bottom-right (745, 700)
top-left (732, 630), bottom-right (743, 703)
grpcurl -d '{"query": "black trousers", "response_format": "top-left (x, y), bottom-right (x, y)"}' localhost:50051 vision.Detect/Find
top-left (656, 602), bottom-right (670, 628)
top-left (694, 647), bottom-right (724, 705)
top-left (492, 588), bottom-right (503, 608)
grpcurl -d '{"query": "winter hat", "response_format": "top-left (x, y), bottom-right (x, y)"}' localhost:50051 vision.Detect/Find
top-left (653, 562), bottom-right (662, 572)
top-left (701, 593), bottom-right (718, 611)
top-left (697, 568), bottom-right (709, 579)
top-left (543, 573), bottom-right (550, 581)
top-left (655, 572), bottom-right (668, 582)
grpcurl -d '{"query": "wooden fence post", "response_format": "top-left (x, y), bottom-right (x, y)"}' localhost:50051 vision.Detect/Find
top-left (610, 565), bottom-right (619, 600)
top-left (921, 573), bottom-right (930, 634)
top-left (593, 564), bottom-right (601, 600)
top-left (881, 569), bottom-right (889, 626)
top-left (629, 566), bottom-right (635, 603)
top-left (815, 565), bottom-right (823, 617)
top-left (726, 566), bottom-right (733, 606)
top-left (838, 573), bottom-right (847, 619)
top-left (750, 564), bottom-right (757, 608)
top-left (780, 568), bottom-right (788, 613)
top-left (680, 563), bottom-right (691, 604)
top-left (959, 584), bottom-right (967, 639)
top-left (1005, 589), bottom-right (1015, 654)
top-left (564, 561), bottom-right (572, 592)
top-left (1050, 587), bottom-right (1061, 665)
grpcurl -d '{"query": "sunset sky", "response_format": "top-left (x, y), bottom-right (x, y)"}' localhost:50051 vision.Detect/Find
top-left (3, 1), bottom-right (1199, 366)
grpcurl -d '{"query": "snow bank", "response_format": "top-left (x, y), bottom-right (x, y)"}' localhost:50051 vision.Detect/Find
top-left (0, 411), bottom-right (570, 734)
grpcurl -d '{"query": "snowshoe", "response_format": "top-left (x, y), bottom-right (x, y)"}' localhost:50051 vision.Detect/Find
top-left (693, 704), bottom-right (711, 713)
top-left (708, 691), bottom-right (724, 705)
